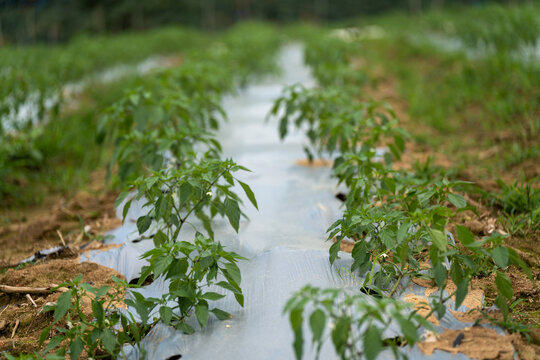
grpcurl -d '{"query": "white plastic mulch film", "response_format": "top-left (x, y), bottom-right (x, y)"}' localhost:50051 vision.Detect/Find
top-left (82, 45), bottom-right (496, 360)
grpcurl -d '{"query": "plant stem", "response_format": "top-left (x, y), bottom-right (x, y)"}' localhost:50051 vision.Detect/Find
top-left (172, 168), bottom-right (228, 242)
top-left (388, 272), bottom-right (404, 297)
top-left (417, 288), bottom-right (458, 328)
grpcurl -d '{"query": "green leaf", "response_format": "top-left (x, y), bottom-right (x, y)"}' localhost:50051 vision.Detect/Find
top-left (418, 190), bottom-right (436, 206)
top-left (196, 210), bottom-right (214, 239)
top-left (309, 309), bottom-right (326, 344)
top-left (159, 306), bottom-right (173, 325)
top-left (394, 313), bottom-right (419, 344)
top-left (224, 198), bottom-right (241, 232)
top-left (397, 222), bottom-right (410, 244)
top-left (224, 262), bottom-right (242, 285)
top-left (136, 215), bottom-right (152, 235)
top-left (211, 308), bottom-right (232, 320)
top-left (434, 301), bottom-right (447, 319)
top-left (92, 299), bottom-right (105, 327)
top-left (39, 325), bottom-right (52, 346)
top-left (153, 230), bottom-right (168, 247)
top-left (238, 180), bottom-right (258, 210)
top-left (394, 134), bottom-right (405, 153)
top-left (234, 293), bottom-right (244, 307)
top-left (454, 279), bottom-right (469, 309)
top-left (448, 193), bottom-right (467, 208)
top-left (177, 322), bottom-right (195, 335)
top-left (202, 292), bottom-right (226, 301)
top-left (216, 281), bottom-right (241, 294)
top-left (195, 303), bottom-right (210, 327)
top-left (101, 328), bottom-right (116, 355)
top-left (69, 337), bottom-right (84, 360)
top-left (380, 228), bottom-right (396, 249)
top-left (114, 191), bottom-right (129, 209)
top-left (495, 271), bottom-right (513, 301)
top-left (329, 240), bottom-right (341, 265)
top-left (450, 261), bottom-right (464, 285)
top-left (44, 334), bottom-right (64, 353)
top-left (129, 93), bottom-right (139, 106)
top-left (153, 255), bottom-right (172, 277)
top-left (279, 117), bottom-right (288, 139)
top-left (122, 199), bottom-right (133, 222)
top-left (492, 247), bottom-right (509, 268)
top-left (495, 294), bottom-right (509, 320)
top-left (54, 291), bottom-right (72, 323)
top-left (456, 225), bottom-right (475, 247)
top-left (429, 229), bottom-right (447, 251)
top-left (155, 196), bottom-right (171, 220)
top-left (332, 316), bottom-right (351, 356)
top-left (223, 171), bottom-right (235, 186)
top-left (179, 182), bottom-right (193, 206)
top-left (433, 262), bottom-right (447, 289)
top-left (290, 308), bottom-right (304, 360)
top-left (129, 294), bottom-right (150, 325)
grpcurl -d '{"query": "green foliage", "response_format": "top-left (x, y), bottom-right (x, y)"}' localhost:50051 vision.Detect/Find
top-left (270, 84), bottom-right (406, 169)
top-left (38, 275), bottom-right (147, 360)
top-left (5, 20), bottom-right (282, 358)
top-left (99, 22), bottom-right (281, 186)
top-left (0, 27), bottom-right (206, 202)
top-left (132, 233), bottom-right (245, 333)
top-left (491, 178), bottom-right (540, 216)
top-left (481, 178), bottom-right (540, 238)
top-left (0, 27), bottom-right (207, 133)
top-left (220, 22), bottom-right (283, 86)
top-left (284, 285), bottom-right (431, 360)
top-left (277, 23), bottom-right (535, 358)
top-left (303, 34), bottom-right (364, 89)
top-left (3, 353), bottom-right (62, 360)
top-left (99, 84), bottom-right (224, 183)
top-left (365, 4), bottom-right (540, 182)
top-left (86, 18), bottom-right (276, 357)
top-left (121, 157), bottom-right (256, 240)
top-left (0, 21), bottom-right (282, 202)
top-left (420, 4), bottom-right (540, 53)
top-left (0, 128), bottom-right (43, 199)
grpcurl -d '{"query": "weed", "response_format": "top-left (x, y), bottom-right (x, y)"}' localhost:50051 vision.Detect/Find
top-left (492, 178), bottom-right (540, 215)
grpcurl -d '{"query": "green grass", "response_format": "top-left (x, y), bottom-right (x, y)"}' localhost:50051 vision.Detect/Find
top-left (346, 3), bottom-right (540, 256)
top-left (352, 4), bottom-right (540, 182)
top-left (0, 22), bottom-right (284, 206)
top-left (0, 74), bottom-right (155, 206)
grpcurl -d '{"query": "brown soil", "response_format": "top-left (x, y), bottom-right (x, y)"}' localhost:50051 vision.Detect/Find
top-left (419, 326), bottom-right (540, 360)
top-left (0, 169), bottom-right (126, 356)
top-left (295, 158), bottom-right (333, 167)
top-left (419, 327), bottom-right (515, 359)
top-left (0, 170), bottom-right (121, 265)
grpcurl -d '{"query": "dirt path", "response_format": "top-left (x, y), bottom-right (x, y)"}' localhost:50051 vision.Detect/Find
top-left (0, 168), bottom-right (125, 354)
top-left (0, 170), bottom-right (121, 265)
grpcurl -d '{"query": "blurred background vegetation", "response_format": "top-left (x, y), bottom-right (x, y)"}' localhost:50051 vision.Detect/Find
top-left (0, 0), bottom-right (532, 45)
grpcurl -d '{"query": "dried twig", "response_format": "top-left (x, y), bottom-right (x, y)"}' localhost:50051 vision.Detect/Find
top-left (11, 319), bottom-right (19, 338)
top-left (26, 294), bottom-right (38, 307)
top-left (57, 229), bottom-right (66, 246)
top-left (0, 284), bottom-right (68, 294)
